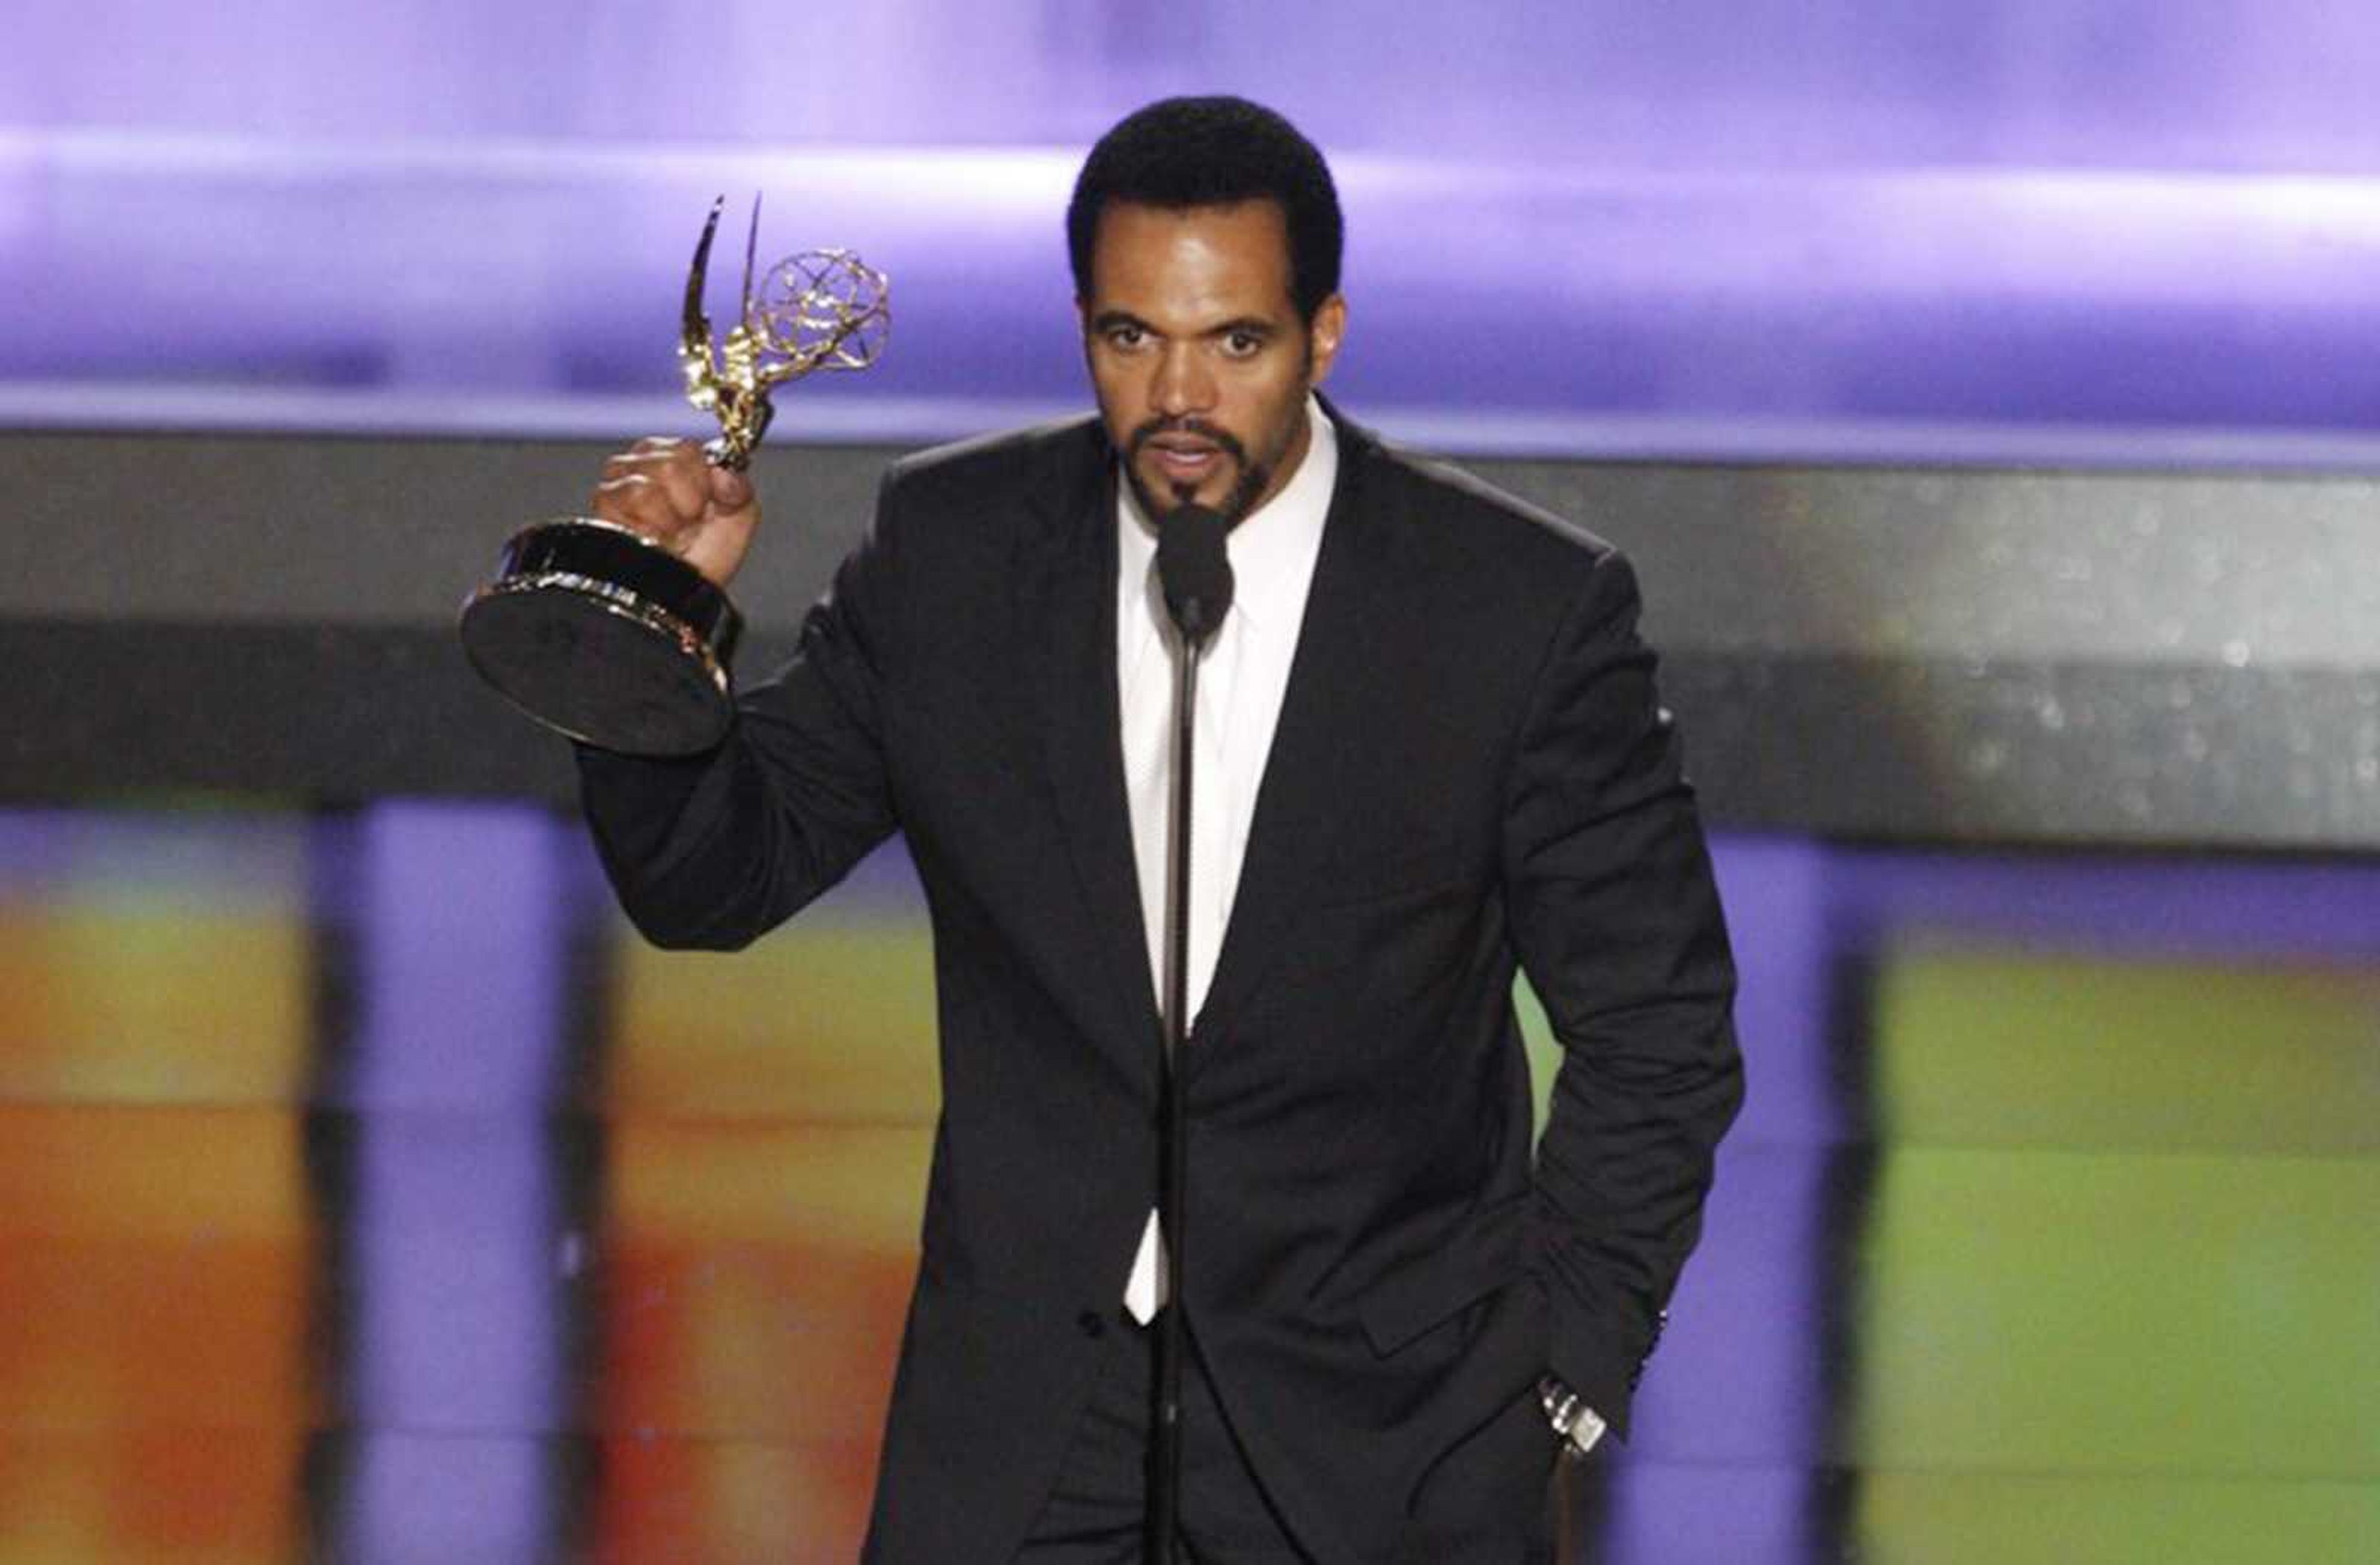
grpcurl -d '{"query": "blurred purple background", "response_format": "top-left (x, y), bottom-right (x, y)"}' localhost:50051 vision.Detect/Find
top-left (7, 1), bottom-right (2380, 461)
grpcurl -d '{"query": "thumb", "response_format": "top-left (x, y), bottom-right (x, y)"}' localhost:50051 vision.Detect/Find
top-left (709, 464), bottom-right (754, 513)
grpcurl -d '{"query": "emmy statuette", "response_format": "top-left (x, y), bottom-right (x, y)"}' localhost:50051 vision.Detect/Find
top-left (459, 196), bottom-right (889, 754)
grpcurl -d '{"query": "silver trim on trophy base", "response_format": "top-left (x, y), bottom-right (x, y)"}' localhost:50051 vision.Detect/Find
top-left (459, 516), bottom-right (743, 756)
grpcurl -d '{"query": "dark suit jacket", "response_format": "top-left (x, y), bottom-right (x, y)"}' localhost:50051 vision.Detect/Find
top-left (576, 406), bottom-right (1742, 1564)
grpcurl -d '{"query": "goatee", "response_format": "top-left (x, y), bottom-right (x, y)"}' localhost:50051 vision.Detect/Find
top-left (1125, 418), bottom-right (1271, 529)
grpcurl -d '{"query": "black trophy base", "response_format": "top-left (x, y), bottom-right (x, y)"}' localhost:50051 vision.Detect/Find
top-left (459, 518), bottom-right (744, 756)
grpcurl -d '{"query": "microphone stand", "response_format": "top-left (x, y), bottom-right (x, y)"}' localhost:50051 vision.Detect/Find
top-left (1148, 622), bottom-right (1201, 1565)
top-left (1146, 505), bottom-right (1228, 1565)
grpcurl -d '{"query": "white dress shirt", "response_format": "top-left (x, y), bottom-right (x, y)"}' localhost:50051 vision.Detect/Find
top-left (1117, 397), bottom-right (1337, 1321)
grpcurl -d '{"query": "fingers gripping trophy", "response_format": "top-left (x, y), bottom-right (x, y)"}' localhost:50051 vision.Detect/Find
top-left (460, 196), bottom-right (889, 754)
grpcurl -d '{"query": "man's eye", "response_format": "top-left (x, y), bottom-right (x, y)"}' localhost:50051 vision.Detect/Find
top-left (1223, 332), bottom-right (1263, 357)
top-left (1107, 325), bottom-right (1146, 350)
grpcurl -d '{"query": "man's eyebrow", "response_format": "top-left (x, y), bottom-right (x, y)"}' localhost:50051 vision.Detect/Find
top-left (1085, 311), bottom-right (1280, 338)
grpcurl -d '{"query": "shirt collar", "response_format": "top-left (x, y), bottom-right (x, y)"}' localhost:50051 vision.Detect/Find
top-left (1117, 395), bottom-right (1338, 635)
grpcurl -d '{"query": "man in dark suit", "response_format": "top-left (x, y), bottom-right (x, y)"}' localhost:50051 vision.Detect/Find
top-left (576, 97), bottom-right (1741, 1564)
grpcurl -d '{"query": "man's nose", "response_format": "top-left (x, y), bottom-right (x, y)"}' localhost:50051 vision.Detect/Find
top-left (1150, 342), bottom-right (1215, 417)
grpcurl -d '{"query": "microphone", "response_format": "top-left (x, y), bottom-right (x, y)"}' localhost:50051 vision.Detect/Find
top-left (1156, 504), bottom-right (1234, 648)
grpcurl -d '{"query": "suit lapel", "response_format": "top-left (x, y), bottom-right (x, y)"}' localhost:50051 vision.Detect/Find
top-left (1020, 456), bottom-right (1166, 1075)
top-left (1192, 426), bottom-right (1399, 1056)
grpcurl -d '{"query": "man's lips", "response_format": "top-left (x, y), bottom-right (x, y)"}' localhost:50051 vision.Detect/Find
top-left (1148, 440), bottom-right (1222, 478)
top-left (1139, 431), bottom-right (1233, 485)
top-left (1130, 420), bottom-right (1245, 495)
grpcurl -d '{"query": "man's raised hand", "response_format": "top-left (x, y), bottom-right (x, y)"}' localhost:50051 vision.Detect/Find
top-left (589, 437), bottom-right (762, 589)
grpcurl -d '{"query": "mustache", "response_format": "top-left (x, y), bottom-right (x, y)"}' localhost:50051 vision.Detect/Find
top-left (1128, 418), bottom-right (1248, 465)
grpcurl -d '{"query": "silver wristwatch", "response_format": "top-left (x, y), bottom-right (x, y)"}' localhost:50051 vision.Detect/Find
top-left (1538, 1376), bottom-right (1608, 1457)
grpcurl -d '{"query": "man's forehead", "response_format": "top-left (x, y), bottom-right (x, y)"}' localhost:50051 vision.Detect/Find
top-left (1093, 196), bottom-right (1290, 237)
top-left (1085, 200), bottom-right (1297, 305)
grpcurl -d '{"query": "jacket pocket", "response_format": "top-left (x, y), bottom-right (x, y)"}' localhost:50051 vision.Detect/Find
top-left (1359, 1192), bottom-right (1532, 1356)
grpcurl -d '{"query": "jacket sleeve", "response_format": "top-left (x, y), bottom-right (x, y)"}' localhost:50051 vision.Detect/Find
top-left (573, 476), bottom-right (906, 950)
top-left (1501, 547), bottom-right (1743, 1442)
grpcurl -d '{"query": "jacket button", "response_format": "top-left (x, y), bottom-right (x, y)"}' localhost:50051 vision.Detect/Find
top-left (1076, 1310), bottom-right (1107, 1339)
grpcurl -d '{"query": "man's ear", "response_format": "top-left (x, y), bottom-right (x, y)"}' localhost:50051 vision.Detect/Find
top-left (1307, 294), bottom-right (1347, 385)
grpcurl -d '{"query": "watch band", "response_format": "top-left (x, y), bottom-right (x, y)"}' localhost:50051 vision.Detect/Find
top-left (1538, 1375), bottom-right (1608, 1456)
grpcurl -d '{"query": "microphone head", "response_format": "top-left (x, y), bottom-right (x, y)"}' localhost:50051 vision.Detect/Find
top-left (1157, 503), bottom-right (1235, 646)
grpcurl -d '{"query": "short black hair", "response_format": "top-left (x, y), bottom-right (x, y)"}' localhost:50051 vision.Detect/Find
top-left (1067, 95), bottom-right (1344, 321)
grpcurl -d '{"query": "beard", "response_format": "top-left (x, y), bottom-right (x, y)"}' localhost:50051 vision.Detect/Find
top-left (1124, 416), bottom-right (1271, 527)
top-left (1109, 338), bottom-right (1316, 527)
top-left (1122, 416), bottom-right (1285, 529)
